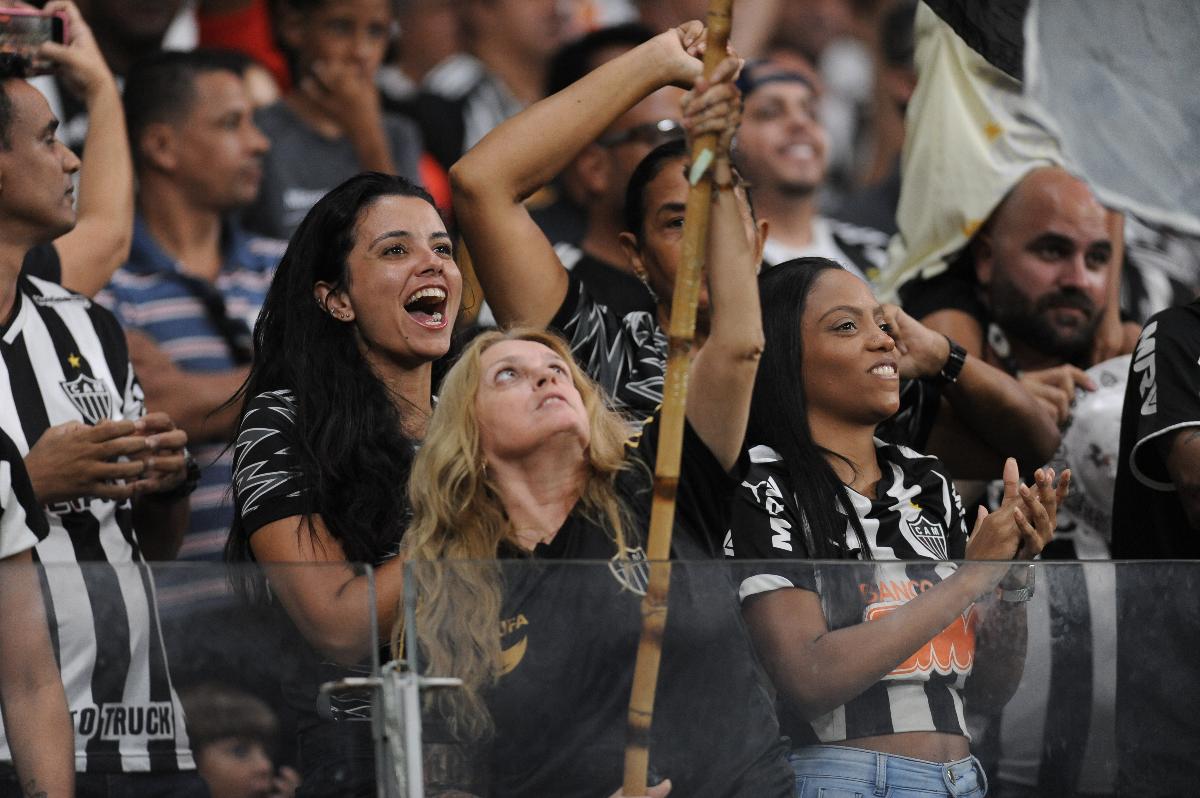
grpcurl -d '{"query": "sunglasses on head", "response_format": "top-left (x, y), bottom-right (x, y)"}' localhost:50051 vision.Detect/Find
top-left (597, 119), bottom-right (684, 149)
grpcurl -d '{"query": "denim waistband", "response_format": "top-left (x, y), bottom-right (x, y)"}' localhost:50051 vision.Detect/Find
top-left (789, 744), bottom-right (987, 796)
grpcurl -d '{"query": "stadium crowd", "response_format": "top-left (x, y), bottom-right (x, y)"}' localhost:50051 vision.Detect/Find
top-left (0, 1), bottom-right (1196, 797)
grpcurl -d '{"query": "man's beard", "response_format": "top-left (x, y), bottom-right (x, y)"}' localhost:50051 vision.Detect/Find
top-left (990, 279), bottom-right (1100, 366)
top-left (777, 177), bottom-right (820, 199)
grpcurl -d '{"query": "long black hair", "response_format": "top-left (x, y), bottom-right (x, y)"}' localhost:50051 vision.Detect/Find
top-left (749, 258), bottom-right (872, 562)
top-left (227, 172), bottom-right (438, 572)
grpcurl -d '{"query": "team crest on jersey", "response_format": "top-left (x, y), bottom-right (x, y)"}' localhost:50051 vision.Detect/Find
top-left (903, 506), bottom-right (949, 560)
top-left (59, 373), bottom-right (112, 424)
top-left (609, 545), bottom-right (649, 595)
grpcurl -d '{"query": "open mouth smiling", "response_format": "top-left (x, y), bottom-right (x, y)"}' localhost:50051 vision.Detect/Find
top-left (404, 286), bottom-right (449, 329)
top-left (869, 361), bottom-right (898, 379)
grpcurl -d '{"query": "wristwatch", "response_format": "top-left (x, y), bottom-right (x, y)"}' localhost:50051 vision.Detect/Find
top-left (999, 564), bottom-right (1036, 603)
top-left (936, 336), bottom-right (967, 385)
top-left (158, 450), bottom-right (200, 501)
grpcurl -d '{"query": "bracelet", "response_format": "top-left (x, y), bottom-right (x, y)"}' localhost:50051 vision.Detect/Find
top-left (998, 564), bottom-right (1036, 603)
top-left (936, 336), bottom-right (967, 385)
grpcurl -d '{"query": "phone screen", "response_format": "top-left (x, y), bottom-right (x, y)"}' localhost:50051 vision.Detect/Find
top-left (0, 11), bottom-right (65, 55)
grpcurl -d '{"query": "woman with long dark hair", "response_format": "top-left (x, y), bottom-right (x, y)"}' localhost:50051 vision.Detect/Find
top-left (731, 258), bottom-right (1068, 797)
top-left (227, 171), bottom-right (461, 796)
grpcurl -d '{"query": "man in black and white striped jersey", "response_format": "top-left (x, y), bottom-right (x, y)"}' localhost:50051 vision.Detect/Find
top-left (0, 55), bottom-right (205, 795)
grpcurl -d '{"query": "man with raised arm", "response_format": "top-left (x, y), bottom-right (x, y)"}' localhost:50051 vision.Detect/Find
top-left (0, 53), bottom-right (203, 797)
top-left (23, 1), bottom-right (135, 298)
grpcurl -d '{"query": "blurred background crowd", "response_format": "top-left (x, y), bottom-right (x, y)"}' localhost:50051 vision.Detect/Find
top-left (0, 0), bottom-right (1197, 797)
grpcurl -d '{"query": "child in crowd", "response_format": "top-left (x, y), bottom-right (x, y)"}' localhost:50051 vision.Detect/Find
top-left (181, 683), bottom-right (300, 798)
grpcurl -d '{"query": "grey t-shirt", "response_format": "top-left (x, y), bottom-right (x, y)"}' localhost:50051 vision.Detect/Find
top-left (244, 101), bottom-right (424, 240)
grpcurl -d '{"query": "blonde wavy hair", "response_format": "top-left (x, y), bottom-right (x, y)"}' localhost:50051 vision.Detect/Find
top-left (398, 328), bottom-right (638, 739)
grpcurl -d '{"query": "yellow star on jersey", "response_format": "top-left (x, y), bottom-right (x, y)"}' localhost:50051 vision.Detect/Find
top-left (67, 353), bottom-right (81, 369)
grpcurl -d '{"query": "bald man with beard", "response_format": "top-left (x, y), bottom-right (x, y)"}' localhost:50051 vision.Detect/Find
top-left (905, 166), bottom-right (1118, 425)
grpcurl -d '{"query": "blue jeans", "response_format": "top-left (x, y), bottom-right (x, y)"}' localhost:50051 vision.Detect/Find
top-left (789, 745), bottom-right (988, 798)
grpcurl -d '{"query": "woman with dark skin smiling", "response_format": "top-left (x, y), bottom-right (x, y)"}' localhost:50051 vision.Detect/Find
top-left (227, 172), bottom-right (461, 797)
top-left (730, 258), bottom-right (1069, 798)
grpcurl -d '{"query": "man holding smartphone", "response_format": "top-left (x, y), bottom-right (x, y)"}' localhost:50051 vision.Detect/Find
top-left (0, 25), bottom-right (206, 798)
top-left (20, 0), bottom-right (136, 299)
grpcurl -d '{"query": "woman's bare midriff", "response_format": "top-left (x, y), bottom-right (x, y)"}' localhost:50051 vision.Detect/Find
top-left (840, 731), bottom-right (970, 763)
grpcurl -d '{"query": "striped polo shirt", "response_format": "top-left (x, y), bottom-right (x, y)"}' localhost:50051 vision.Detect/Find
top-left (97, 217), bottom-right (283, 611)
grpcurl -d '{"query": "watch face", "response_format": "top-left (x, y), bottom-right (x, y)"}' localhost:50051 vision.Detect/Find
top-left (940, 339), bottom-right (967, 383)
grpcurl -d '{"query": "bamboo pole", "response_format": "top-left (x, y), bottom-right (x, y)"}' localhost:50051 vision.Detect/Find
top-left (622, 2), bottom-right (735, 794)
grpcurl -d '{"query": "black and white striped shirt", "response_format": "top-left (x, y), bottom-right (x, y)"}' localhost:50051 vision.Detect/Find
top-left (0, 275), bottom-right (193, 773)
top-left (0, 427), bottom-right (46, 558)
top-left (729, 439), bottom-right (972, 745)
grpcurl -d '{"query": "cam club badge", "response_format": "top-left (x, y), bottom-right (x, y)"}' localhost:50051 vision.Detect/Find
top-left (904, 506), bottom-right (949, 560)
top-left (609, 545), bottom-right (650, 595)
top-left (59, 373), bottom-right (112, 425)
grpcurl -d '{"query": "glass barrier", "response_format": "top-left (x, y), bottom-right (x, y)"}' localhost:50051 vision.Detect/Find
top-left (399, 558), bottom-right (1200, 798)
top-left (0, 561), bottom-right (380, 797)
top-left (7, 558), bottom-right (1197, 797)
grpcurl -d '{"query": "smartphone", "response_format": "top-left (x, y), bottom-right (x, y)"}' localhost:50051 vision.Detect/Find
top-left (0, 8), bottom-right (68, 57)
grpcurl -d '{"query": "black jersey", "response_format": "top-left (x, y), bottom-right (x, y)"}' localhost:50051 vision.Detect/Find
top-left (0, 275), bottom-right (193, 772)
top-left (1112, 299), bottom-right (1200, 557)
top-left (554, 242), bottom-right (656, 319)
top-left (1110, 300), bottom-right (1200, 798)
top-left (486, 411), bottom-right (792, 798)
top-left (728, 440), bottom-right (972, 745)
top-left (549, 271), bottom-right (667, 422)
top-left (232, 388), bottom-right (394, 729)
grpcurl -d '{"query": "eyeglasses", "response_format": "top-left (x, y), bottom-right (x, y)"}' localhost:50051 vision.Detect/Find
top-left (597, 119), bottom-right (684, 149)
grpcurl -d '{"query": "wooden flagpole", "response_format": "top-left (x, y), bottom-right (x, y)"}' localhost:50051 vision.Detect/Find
top-left (622, 1), bottom-right (735, 793)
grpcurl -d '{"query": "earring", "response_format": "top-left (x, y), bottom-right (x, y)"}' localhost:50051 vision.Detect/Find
top-left (637, 274), bottom-right (659, 303)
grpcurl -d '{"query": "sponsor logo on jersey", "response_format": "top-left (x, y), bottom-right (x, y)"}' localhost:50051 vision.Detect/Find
top-left (59, 373), bottom-right (112, 425)
top-left (499, 637), bottom-right (528, 676)
top-left (609, 545), bottom-right (649, 595)
top-left (72, 702), bottom-right (176, 741)
top-left (30, 293), bottom-right (89, 308)
top-left (499, 613), bottom-right (529, 676)
top-left (1132, 320), bottom-right (1158, 415)
top-left (859, 578), bottom-right (935, 605)
top-left (866, 601), bottom-right (977, 678)
top-left (742, 475), bottom-right (793, 551)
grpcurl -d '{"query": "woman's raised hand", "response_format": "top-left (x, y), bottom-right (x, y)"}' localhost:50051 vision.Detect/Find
top-left (1016, 466), bottom-right (1070, 559)
top-left (966, 458), bottom-right (1067, 562)
top-left (681, 55), bottom-right (743, 154)
top-left (645, 21), bottom-right (706, 89)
